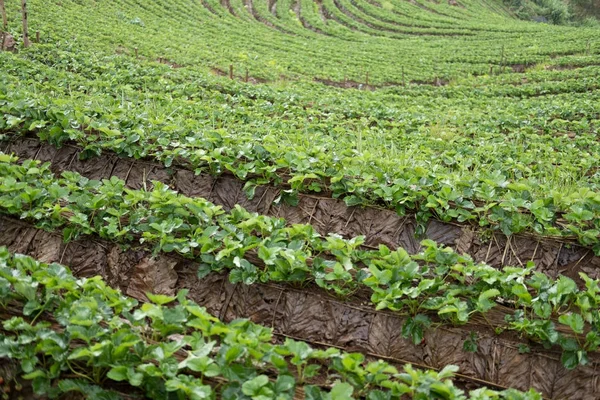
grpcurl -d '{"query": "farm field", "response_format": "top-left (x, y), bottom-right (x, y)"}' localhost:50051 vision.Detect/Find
top-left (0, 0), bottom-right (600, 398)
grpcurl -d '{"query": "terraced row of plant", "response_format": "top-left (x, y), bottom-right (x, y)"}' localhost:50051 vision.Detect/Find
top-left (1, 247), bottom-right (548, 399)
top-left (2, 44), bottom-right (600, 252)
top-left (4, 213), bottom-right (598, 398)
top-left (2, 153), bottom-right (599, 371)
top-left (3, 0), bottom-right (599, 84)
top-left (1, 1), bottom-right (599, 398)
top-left (10, 133), bottom-right (598, 281)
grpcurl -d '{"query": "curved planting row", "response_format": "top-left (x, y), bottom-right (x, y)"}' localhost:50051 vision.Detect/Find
top-left (1, 247), bottom-right (550, 399)
top-left (4, 136), bottom-right (599, 285)
top-left (1, 153), bottom-right (600, 376)
top-left (1, 42), bottom-right (599, 251)
top-left (4, 0), bottom-right (599, 84)
top-left (0, 2), bottom-right (599, 400)
top-left (204, 0), bottom-right (492, 36)
top-left (0, 216), bottom-right (597, 398)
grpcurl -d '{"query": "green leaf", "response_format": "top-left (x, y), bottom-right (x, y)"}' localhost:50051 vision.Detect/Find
top-left (518, 344), bottom-right (531, 354)
top-left (180, 355), bottom-right (220, 377)
top-left (343, 195), bottom-right (363, 207)
top-left (197, 263), bottom-right (213, 280)
top-left (128, 370), bottom-right (144, 387)
top-left (14, 281), bottom-right (37, 301)
top-left (107, 366), bottom-right (128, 381)
top-left (21, 370), bottom-right (46, 380)
top-left (430, 382), bottom-right (453, 398)
top-left (241, 375), bottom-right (270, 396)
top-left (561, 350), bottom-right (588, 370)
top-left (437, 365), bottom-right (459, 379)
top-left (146, 292), bottom-right (177, 305)
top-left (274, 375), bottom-right (295, 393)
top-left (330, 381), bottom-right (353, 400)
top-left (558, 313), bottom-right (584, 334)
top-left (462, 332), bottom-right (478, 353)
top-left (367, 390), bottom-right (391, 400)
top-left (225, 345), bottom-right (245, 363)
top-left (476, 289), bottom-right (499, 312)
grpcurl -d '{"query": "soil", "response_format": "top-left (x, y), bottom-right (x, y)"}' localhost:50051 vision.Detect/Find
top-left (1, 216), bottom-right (599, 398)
top-left (3, 136), bottom-right (600, 397)
top-left (4, 136), bottom-right (599, 288)
top-left (0, 32), bottom-right (15, 52)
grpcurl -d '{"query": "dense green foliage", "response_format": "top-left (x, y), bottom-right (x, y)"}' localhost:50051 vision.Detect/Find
top-left (2, 0), bottom-right (598, 82)
top-left (2, 154), bottom-right (599, 369)
top-left (2, 45), bottom-right (600, 251)
top-left (1, 0), bottom-right (599, 251)
top-left (504, 0), bottom-right (600, 25)
top-left (1, 0), bottom-right (599, 395)
top-left (0, 248), bottom-right (544, 399)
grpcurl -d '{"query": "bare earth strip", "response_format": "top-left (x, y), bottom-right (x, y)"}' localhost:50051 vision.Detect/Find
top-left (1, 216), bottom-right (599, 399)
top-left (3, 136), bottom-right (599, 286)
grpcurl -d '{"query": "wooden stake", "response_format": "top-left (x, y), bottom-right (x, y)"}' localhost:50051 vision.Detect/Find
top-left (245, 68), bottom-right (249, 82)
top-left (0, 0), bottom-right (5, 52)
top-left (134, 47), bottom-right (138, 58)
top-left (35, 30), bottom-right (39, 43)
top-left (500, 44), bottom-right (505, 73)
top-left (21, 0), bottom-right (29, 48)
top-left (0, 0), bottom-right (7, 32)
top-left (365, 71), bottom-right (369, 87)
top-left (489, 65), bottom-right (493, 75)
top-left (229, 64), bottom-right (233, 80)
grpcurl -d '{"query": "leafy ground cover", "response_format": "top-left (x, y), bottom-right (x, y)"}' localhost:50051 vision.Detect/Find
top-left (1, 154), bottom-right (599, 370)
top-left (1, 0), bottom-right (600, 397)
top-left (1, 44), bottom-right (600, 251)
top-left (0, 247), bottom-right (544, 399)
top-left (4, 0), bottom-right (597, 83)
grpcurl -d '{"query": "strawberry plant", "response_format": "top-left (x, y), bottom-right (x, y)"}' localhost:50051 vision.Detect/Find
top-left (0, 248), bottom-right (544, 399)
top-left (0, 154), bottom-right (599, 369)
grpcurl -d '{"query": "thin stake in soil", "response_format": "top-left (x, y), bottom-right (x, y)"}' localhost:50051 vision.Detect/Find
top-left (0, 0), bottom-right (5, 51)
top-left (307, 200), bottom-right (319, 226)
top-left (21, 0), bottom-right (29, 48)
top-left (229, 64), bottom-right (233, 80)
top-left (35, 30), bottom-right (39, 43)
top-left (530, 240), bottom-right (540, 262)
top-left (365, 71), bottom-right (369, 87)
top-left (0, 0), bottom-right (7, 32)
top-left (135, 47), bottom-right (138, 58)
top-left (245, 68), bottom-right (249, 82)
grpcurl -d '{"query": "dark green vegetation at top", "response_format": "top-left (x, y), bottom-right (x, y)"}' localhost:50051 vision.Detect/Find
top-left (504, 0), bottom-right (600, 25)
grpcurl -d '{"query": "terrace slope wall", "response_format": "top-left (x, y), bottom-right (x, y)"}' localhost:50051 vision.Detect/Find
top-left (1, 216), bottom-right (599, 399)
top-left (3, 136), bottom-right (599, 286)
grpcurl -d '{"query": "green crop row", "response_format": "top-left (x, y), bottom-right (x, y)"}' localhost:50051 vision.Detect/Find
top-left (1, 44), bottom-right (600, 251)
top-left (2, 0), bottom-right (599, 84)
top-left (0, 247), bottom-right (545, 399)
top-left (1, 153), bottom-right (599, 369)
